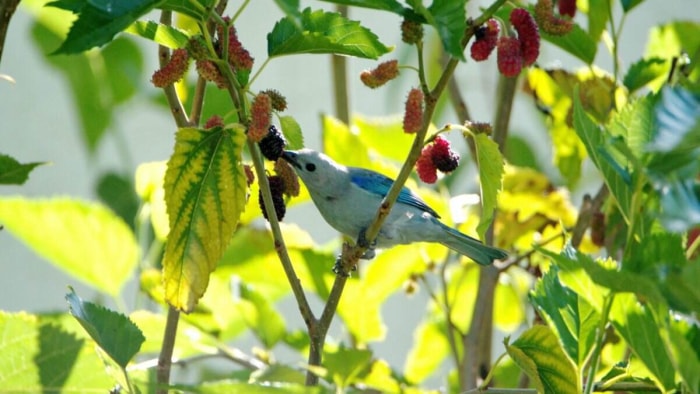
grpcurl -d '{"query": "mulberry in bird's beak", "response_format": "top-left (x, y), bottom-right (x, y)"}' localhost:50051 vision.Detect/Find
top-left (281, 150), bottom-right (301, 169)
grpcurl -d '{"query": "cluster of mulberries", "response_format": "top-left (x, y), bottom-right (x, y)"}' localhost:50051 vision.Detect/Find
top-left (415, 136), bottom-right (460, 184)
top-left (403, 88), bottom-right (424, 134)
top-left (204, 115), bottom-right (224, 129)
top-left (469, 9), bottom-right (542, 78)
top-left (470, 19), bottom-right (500, 61)
top-left (534, 0), bottom-right (574, 36)
top-left (151, 18), bottom-right (255, 90)
top-left (498, 9), bottom-right (541, 77)
top-left (361, 60), bottom-right (400, 89)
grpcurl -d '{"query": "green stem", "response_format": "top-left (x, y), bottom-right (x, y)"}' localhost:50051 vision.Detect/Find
top-left (583, 294), bottom-right (615, 394)
top-left (156, 306), bottom-right (180, 394)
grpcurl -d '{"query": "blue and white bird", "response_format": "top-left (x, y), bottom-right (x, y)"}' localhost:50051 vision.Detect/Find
top-left (282, 149), bottom-right (507, 265)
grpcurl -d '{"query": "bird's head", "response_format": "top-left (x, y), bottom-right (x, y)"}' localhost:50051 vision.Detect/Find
top-left (281, 149), bottom-right (349, 193)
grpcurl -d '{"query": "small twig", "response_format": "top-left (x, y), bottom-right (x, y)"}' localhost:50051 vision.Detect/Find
top-left (571, 184), bottom-right (609, 249)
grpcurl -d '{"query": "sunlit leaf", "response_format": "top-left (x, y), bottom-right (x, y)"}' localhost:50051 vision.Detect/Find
top-left (323, 347), bottom-right (373, 388)
top-left (663, 317), bottom-right (700, 393)
top-left (354, 115), bottom-right (411, 163)
top-left (135, 161), bottom-right (169, 240)
top-left (0, 312), bottom-right (113, 391)
top-left (0, 154), bottom-right (46, 185)
top-left (125, 20), bottom-right (189, 49)
top-left (474, 133), bottom-right (504, 240)
top-left (162, 125), bottom-right (248, 312)
top-left (623, 57), bottom-right (669, 93)
top-left (505, 325), bottom-right (578, 394)
top-left (586, 0), bottom-right (610, 42)
top-left (49, 0), bottom-right (162, 54)
top-left (129, 310), bottom-right (219, 358)
top-left (531, 267), bottom-right (598, 368)
top-left (610, 293), bottom-right (675, 391)
top-left (175, 379), bottom-right (324, 393)
top-left (540, 248), bottom-right (608, 312)
top-left (404, 319), bottom-right (450, 384)
top-left (66, 289), bottom-right (144, 368)
top-left (279, 115), bottom-right (304, 150)
top-left (322, 115), bottom-right (372, 168)
top-left (236, 282), bottom-right (287, 349)
top-left (267, 8), bottom-right (390, 59)
top-left (0, 197), bottom-right (139, 296)
top-left (573, 92), bottom-right (633, 221)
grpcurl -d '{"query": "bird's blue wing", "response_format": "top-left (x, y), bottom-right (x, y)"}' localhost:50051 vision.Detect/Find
top-left (349, 168), bottom-right (440, 218)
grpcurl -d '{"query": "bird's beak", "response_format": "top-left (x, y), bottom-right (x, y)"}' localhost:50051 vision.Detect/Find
top-left (281, 150), bottom-right (301, 169)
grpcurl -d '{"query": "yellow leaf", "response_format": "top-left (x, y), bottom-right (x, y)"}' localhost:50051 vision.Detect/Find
top-left (162, 126), bottom-right (248, 312)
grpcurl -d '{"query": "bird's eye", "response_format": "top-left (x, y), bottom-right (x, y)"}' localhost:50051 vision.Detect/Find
top-left (305, 163), bottom-right (316, 172)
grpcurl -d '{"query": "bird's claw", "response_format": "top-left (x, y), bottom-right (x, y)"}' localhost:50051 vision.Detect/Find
top-left (357, 228), bottom-right (377, 260)
top-left (333, 256), bottom-right (357, 277)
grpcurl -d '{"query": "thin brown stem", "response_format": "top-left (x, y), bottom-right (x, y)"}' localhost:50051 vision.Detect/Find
top-left (158, 11), bottom-right (189, 127)
top-left (571, 184), bottom-right (609, 249)
top-left (156, 306), bottom-right (180, 394)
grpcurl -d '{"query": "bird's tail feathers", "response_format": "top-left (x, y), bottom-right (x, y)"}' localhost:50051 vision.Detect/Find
top-left (439, 225), bottom-right (507, 265)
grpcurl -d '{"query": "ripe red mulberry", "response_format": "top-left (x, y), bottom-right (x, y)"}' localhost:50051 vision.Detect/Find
top-left (416, 145), bottom-right (438, 184)
top-left (510, 9), bottom-right (540, 66)
top-left (497, 37), bottom-right (523, 77)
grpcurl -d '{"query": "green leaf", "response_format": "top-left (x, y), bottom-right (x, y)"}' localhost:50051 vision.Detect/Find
top-left (504, 135), bottom-right (541, 170)
top-left (318, 0), bottom-right (406, 14)
top-left (621, 0), bottom-right (645, 12)
top-left (610, 293), bottom-right (675, 391)
top-left (541, 24), bottom-right (597, 65)
top-left (31, 22), bottom-right (111, 152)
top-left (159, 0), bottom-right (217, 21)
top-left (663, 317), bottom-right (700, 393)
top-left (474, 133), bottom-right (504, 240)
top-left (279, 115), bottom-right (304, 150)
top-left (355, 115), bottom-right (412, 162)
top-left (0, 197), bottom-right (139, 296)
top-left (426, 0), bottom-right (467, 61)
top-left (530, 267), bottom-right (598, 368)
top-left (322, 115), bottom-right (372, 168)
top-left (51, 0), bottom-right (163, 54)
top-left (96, 171), bottom-right (139, 229)
top-left (125, 20), bottom-right (189, 49)
top-left (273, 0), bottom-right (301, 17)
top-left (323, 347), bottom-right (373, 388)
top-left (540, 248), bottom-right (608, 311)
top-left (267, 8), bottom-right (390, 59)
top-left (236, 282), bottom-right (287, 349)
top-left (162, 125), bottom-right (248, 312)
top-left (623, 57), bottom-right (669, 93)
top-left (176, 379), bottom-right (324, 393)
top-left (505, 325), bottom-right (579, 394)
top-left (587, 0), bottom-right (610, 42)
top-left (573, 92), bottom-right (633, 221)
top-left (0, 312), bottom-right (113, 391)
top-left (0, 154), bottom-right (46, 185)
top-left (66, 289), bottom-right (145, 368)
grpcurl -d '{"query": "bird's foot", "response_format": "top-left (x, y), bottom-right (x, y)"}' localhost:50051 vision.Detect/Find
top-left (356, 228), bottom-right (377, 260)
top-left (332, 255), bottom-right (357, 277)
